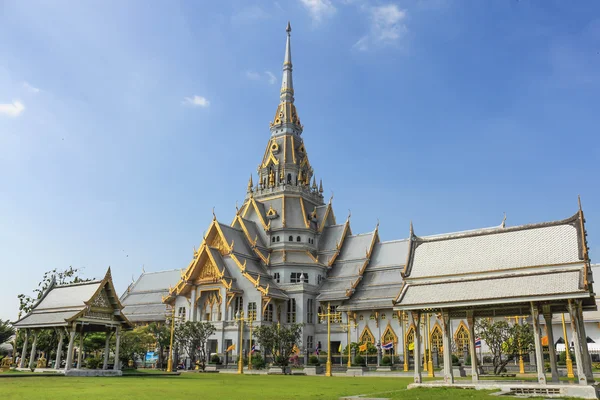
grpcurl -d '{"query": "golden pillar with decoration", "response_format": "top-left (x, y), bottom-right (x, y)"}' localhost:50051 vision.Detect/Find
top-left (235, 311), bottom-right (246, 374)
top-left (403, 312), bottom-right (409, 372)
top-left (561, 313), bottom-right (574, 378)
top-left (248, 317), bottom-right (254, 370)
top-left (515, 316), bottom-right (524, 374)
top-left (318, 302), bottom-right (341, 377)
top-left (166, 306), bottom-right (176, 372)
top-left (427, 313), bottom-right (434, 377)
top-left (342, 312), bottom-right (356, 368)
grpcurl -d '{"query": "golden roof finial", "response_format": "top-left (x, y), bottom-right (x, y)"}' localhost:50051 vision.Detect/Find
top-left (312, 176), bottom-right (317, 189)
top-left (235, 201), bottom-right (239, 215)
top-left (319, 179), bottom-right (323, 193)
top-left (578, 194), bottom-right (582, 211)
top-left (212, 207), bottom-right (217, 221)
top-left (329, 191), bottom-right (334, 204)
top-left (347, 209), bottom-right (352, 221)
top-left (248, 175), bottom-right (253, 192)
top-left (501, 212), bottom-right (507, 228)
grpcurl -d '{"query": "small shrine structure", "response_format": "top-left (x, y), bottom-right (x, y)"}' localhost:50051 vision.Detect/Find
top-left (13, 268), bottom-right (131, 376)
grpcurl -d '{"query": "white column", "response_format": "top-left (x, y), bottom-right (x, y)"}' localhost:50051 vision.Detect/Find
top-left (19, 329), bottom-right (29, 368)
top-left (65, 328), bottom-right (76, 371)
top-left (190, 287), bottom-right (197, 322)
top-left (576, 301), bottom-right (594, 382)
top-left (28, 331), bottom-right (38, 369)
top-left (411, 310), bottom-right (422, 383)
top-left (77, 333), bottom-right (84, 368)
top-left (55, 329), bottom-right (65, 370)
top-left (103, 330), bottom-right (112, 370)
top-left (530, 303), bottom-right (546, 384)
top-left (466, 311), bottom-right (479, 382)
top-left (221, 288), bottom-right (228, 321)
top-left (568, 299), bottom-right (588, 384)
top-left (113, 326), bottom-right (121, 371)
top-left (542, 306), bottom-right (559, 383)
top-left (441, 309), bottom-right (454, 384)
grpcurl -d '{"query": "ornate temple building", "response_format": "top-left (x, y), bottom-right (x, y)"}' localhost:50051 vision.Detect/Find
top-left (119, 24), bottom-right (597, 369)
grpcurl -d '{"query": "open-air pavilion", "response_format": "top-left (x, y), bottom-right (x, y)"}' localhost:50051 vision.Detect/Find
top-left (13, 268), bottom-right (131, 376)
top-left (393, 205), bottom-right (598, 398)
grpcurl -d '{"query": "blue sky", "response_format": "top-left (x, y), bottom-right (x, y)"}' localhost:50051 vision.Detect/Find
top-left (1, 0), bottom-right (599, 321)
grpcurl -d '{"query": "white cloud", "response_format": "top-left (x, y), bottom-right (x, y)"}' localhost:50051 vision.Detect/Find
top-left (265, 71), bottom-right (277, 85)
top-left (300, 0), bottom-right (336, 23)
top-left (182, 95), bottom-right (210, 108)
top-left (0, 100), bottom-right (25, 117)
top-left (246, 71), bottom-right (261, 80)
top-left (23, 82), bottom-right (40, 93)
top-left (354, 4), bottom-right (408, 51)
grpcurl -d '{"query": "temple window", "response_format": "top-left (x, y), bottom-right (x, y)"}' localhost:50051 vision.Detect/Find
top-left (287, 299), bottom-right (296, 323)
top-left (405, 326), bottom-right (415, 353)
top-left (431, 325), bottom-right (443, 351)
top-left (381, 313), bottom-right (386, 320)
top-left (329, 305), bottom-right (341, 323)
top-left (296, 236), bottom-right (301, 242)
top-left (306, 335), bottom-right (314, 351)
top-left (276, 236), bottom-right (280, 242)
top-left (247, 302), bottom-right (257, 321)
top-left (273, 272), bottom-right (280, 283)
top-left (272, 237), bottom-right (276, 243)
top-left (455, 323), bottom-right (469, 353)
top-left (359, 315), bottom-right (364, 321)
top-left (317, 275), bottom-right (323, 284)
top-left (392, 313), bottom-right (398, 319)
top-left (307, 299), bottom-right (314, 323)
top-left (178, 307), bottom-right (186, 322)
top-left (369, 313), bottom-right (376, 320)
top-left (360, 327), bottom-right (375, 344)
top-left (291, 272), bottom-right (308, 283)
top-left (289, 236), bottom-right (293, 242)
top-left (234, 297), bottom-right (244, 316)
top-left (287, 173), bottom-right (292, 184)
top-left (263, 303), bottom-right (273, 322)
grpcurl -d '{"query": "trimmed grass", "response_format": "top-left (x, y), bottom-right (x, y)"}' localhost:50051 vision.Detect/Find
top-left (1, 373), bottom-right (549, 400)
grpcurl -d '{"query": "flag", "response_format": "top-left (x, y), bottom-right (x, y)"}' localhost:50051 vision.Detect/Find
top-left (338, 343), bottom-right (342, 353)
top-left (382, 342), bottom-right (393, 351)
top-left (475, 338), bottom-right (481, 349)
top-left (315, 341), bottom-right (321, 355)
top-left (408, 342), bottom-right (415, 351)
top-left (359, 343), bottom-right (368, 352)
top-left (226, 344), bottom-right (236, 352)
top-left (251, 344), bottom-right (257, 354)
top-left (541, 336), bottom-right (548, 346)
top-left (292, 344), bottom-right (300, 355)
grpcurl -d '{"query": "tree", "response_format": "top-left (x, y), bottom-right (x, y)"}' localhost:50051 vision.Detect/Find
top-left (253, 323), bottom-right (303, 373)
top-left (174, 321), bottom-right (216, 371)
top-left (118, 328), bottom-right (155, 369)
top-left (142, 323), bottom-right (170, 369)
top-left (0, 320), bottom-right (15, 347)
top-left (476, 319), bottom-right (534, 375)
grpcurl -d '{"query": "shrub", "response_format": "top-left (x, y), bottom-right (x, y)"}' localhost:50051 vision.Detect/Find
top-left (209, 355), bottom-right (221, 364)
top-left (544, 362), bottom-right (551, 372)
top-left (381, 356), bottom-right (391, 366)
top-left (483, 356), bottom-right (492, 364)
top-left (308, 356), bottom-right (320, 366)
top-left (451, 354), bottom-right (460, 366)
top-left (85, 356), bottom-right (102, 369)
top-left (251, 355), bottom-right (266, 370)
top-left (559, 351), bottom-right (574, 364)
top-left (353, 355), bottom-right (365, 366)
top-left (465, 354), bottom-right (471, 366)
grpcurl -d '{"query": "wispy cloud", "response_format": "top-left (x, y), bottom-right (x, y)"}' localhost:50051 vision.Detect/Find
top-left (300, 0), bottom-right (336, 23)
top-left (23, 82), bottom-right (40, 94)
top-left (0, 100), bottom-right (25, 117)
top-left (246, 71), bottom-right (261, 80)
top-left (246, 70), bottom-right (278, 85)
top-left (182, 95), bottom-right (210, 108)
top-left (265, 71), bottom-right (277, 85)
top-left (354, 4), bottom-right (408, 51)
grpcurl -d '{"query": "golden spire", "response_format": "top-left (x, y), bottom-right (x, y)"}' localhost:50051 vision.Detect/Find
top-left (319, 179), bottom-right (323, 193)
top-left (312, 176), bottom-right (317, 190)
top-left (247, 175), bottom-right (253, 192)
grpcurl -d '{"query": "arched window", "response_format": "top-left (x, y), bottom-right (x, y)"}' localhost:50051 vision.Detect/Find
top-left (289, 236), bottom-right (293, 242)
top-left (455, 323), bottom-right (469, 353)
top-left (272, 237), bottom-right (276, 243)
top-left (276, 236), bottom-right (280, 242)
top-left (287, 174), bottom-right (292, 184)
top-left (296, 236), bottom-right (301, 242)
top-left (360, 326), bottom-right (375, 344)
top-left (405, 326), bottom-right (415, 353)
top-left (382, 325), bottom-right (397, 347)
top-left (431, 325), bottom-right (443, 351)
top-left (359, 315), bottom-right (364, 321)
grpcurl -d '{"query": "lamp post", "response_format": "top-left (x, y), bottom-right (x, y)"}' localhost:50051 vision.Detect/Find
top-left (403, 311), bottom-right (409, 372)
top-left (235, 311), bottom-right (245, 374)
top-left (167, 307), bottom-right (176, 372)
top-left (427, 313), bottom-right (434, 377)
top-left (341, 312), bottom-right (357, 368)
top-left (561, 313), bottom-right (574, 378)
top-left (515, 316), bottom-right (525, 374)
top-left (318, 302), bottom-right (341, 377)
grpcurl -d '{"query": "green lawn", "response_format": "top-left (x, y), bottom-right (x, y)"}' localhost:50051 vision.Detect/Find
top-left (1, 373), bottom-right (550, 400)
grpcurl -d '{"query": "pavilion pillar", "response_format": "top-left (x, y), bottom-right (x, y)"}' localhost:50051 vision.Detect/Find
top-left (55, 329), bottom-right (65, 370)
top-left (575, 300), bottom-right (594, 382)
top-left (466, 311), bottom-right (479, 382)
top-left (568, 299), bottom-right (588, 384)
top-left (65, 327), bottom-right (76, 371)
top-left (28, 330), bottom-right (39, 369)
top-left (113, 326), bottom-right (121, 371)
top-left (441, 309), bottom-right (454, 384)
top-left (190, 287), bottom-right (197, 322)
top-left (530, 303), bottom-right (546, 384)
top-left (410, 310), bottom-right (422, 383)
top-left (77, 332), bottom-right (84, 368)
top-left (19, 329), bottom-right (29, 368)
top-left (103, 330), bottom-right (112, 370)
top-left (542, 306), bottom-right (559, 383)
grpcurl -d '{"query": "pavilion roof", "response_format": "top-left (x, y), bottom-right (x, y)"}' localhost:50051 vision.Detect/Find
top-left (14, 268), bottom-right (131, 329)
top-left (394, 210), bottom-right (595, 314)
